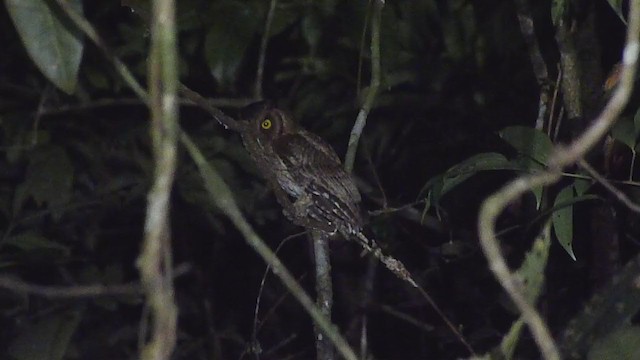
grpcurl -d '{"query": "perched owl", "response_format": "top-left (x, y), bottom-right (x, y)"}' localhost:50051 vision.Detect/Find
top-left (240, 101), bottom-right (364, 239)
top-left (239, 101), bottom-right (416, 286)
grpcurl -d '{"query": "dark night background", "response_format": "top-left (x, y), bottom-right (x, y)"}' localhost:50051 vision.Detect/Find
top-left (1, 0), bottom-right (639, 359)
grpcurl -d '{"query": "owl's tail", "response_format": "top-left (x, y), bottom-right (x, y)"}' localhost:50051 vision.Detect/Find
top-left (353, 232), bottom-right (418, 288)
top-left (354, 231), bottom-right (475, 353)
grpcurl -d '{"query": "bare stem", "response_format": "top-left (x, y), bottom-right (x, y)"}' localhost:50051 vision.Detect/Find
top-left (345, 0), bottom-right (383, 173)
top-left (312, 230), bottom-right (335, 360)
top-left (135, 0), bottom-right (180, 359)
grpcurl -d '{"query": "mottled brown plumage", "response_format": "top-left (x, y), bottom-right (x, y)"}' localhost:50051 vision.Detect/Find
top-left (239, 103), bottom-right (472, 347)
top-left (239, 101), bottom-right (417, 287)
top-left (240, 101), bottom-right (363, 239)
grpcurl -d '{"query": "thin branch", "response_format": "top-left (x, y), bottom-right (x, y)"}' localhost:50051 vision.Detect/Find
top-left (0, 277), bottom-right (139, 298)
top-left (179, 85), bottom-right (242, 131)
top-left (354, 233), bottom-right (476, 355)
top-left (513, 0), bottom-right (550, 131)
top-left (312, 230), bottom-right (334, 360)
top-left (39, 96), bottom-right (253, 117)
top-left (254, 0), bottom-right (277, 100)
top-left (249, 232), bottom-right (304, 359)
top-left (547, 66), bottom-right (561, 137)
top-left (478, 1), bottom-right (640, 359)
top-left (180, 133), bottom-right (359, 360)
top-left (356, 0), bottom-right (374, 101)
top-left (56, 0), bottom-right (243, 132)
top-left (0, 264), bottom-right (190, 299)
top-left (578, 159), bottom-right (640, 213)
top-left (54, 2), bottom-right (355, 358)
top-left (136, 0), bottom-right (179, 358)
top-left (54, 0), bottom-right (147, 101)
top-left (345, 0), bottom-right (383, 173)
top-left (377, 304), bottom-right (435, 333)
top-left (32, 84), bottom-right (52, 146)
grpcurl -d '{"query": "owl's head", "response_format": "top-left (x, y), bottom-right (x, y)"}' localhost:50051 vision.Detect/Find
top-left (241, 101), bottom-right (297, 143)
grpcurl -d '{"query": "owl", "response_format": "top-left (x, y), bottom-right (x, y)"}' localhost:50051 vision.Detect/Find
top-left (239, 101), bottom-right (364, 239)
top-left (239, 101), bottom-right (416, 286)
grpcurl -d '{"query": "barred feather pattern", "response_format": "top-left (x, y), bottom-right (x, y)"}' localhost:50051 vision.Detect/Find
top-left (239, 102), bottom-right (416, 287)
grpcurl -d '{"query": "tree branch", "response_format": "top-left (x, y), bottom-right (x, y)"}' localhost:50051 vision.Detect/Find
top-left (136, 0), bottom-right (180, 358)
top-left (478, 1), bottom-right (640, 359)
top-left (345, 0), bottom-right (383, 173)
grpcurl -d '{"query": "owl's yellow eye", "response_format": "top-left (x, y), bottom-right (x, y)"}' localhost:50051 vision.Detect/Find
top-left (261, 119), bottom-right (272, 130)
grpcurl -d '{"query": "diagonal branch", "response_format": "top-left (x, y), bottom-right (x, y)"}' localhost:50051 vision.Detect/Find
top-left (54, 3), bottom-right (355, 359)
top-left (345, 0), bottom-right (383, 173)
top-left (478, 1), bottom-right (640, 359)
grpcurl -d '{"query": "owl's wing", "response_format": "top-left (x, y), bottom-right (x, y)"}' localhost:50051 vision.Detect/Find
top-left (273, 133), bottom-right (363, 233)
top-left (273, 133), bottom-right (361, 202)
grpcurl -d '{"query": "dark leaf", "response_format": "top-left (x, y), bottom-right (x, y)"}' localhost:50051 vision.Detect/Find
top-left (5, 0), bottom-right (84, 94)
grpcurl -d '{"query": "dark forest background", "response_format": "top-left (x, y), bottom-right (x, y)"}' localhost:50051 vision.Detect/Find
top-left (1, 0), bottom-right (639, 359)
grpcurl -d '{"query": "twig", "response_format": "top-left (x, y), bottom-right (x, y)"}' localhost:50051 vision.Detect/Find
top-left (343, 2), bottom-right (472, 350)
top-left (38, 96), bottom-right (253, 117)
top-left (55, 0), bottom-right (243, 132)
top-left (513, 0), bottom-right (550, 131)
top-left (548, 67), bottom-right (563, 139)
top-left (0, 264), bottom-right (190, 298)
top-left (356, 0), bottom-right (374, 101)
top-left (345, 0), bottom-right (383, 173)
top-left (254, 0), bottom-right (277, 100)
top-left (578, 159), bottom-right (640, 213)
top-left (354, 233), bottom-right (476, 354)
top-left (249, 232), bottom-right (304, 359)
top-left (310, 0), bottom-right (369, 350)
top-left (478, 1), bottom-right (640, 359)
top-left (55, 1), bottom-right (355, 357)
top-left (179, 85), bottom-right (242, 131)
top-left (377, 304), bottom-right (435, 332)
top-left (54, 0), bottom-right (147, 101)
top-left (32, 84), bottom-right (52, 146)
top-left (180, 133), bottom-right (358, 360)
top-left (0, 277), bottom-right (138, 297)
top-left (312, 230), bottom-right (335, 360)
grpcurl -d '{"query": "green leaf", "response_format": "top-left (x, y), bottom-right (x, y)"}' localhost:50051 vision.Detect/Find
top-left (421, 152), bottom-right (512, 204)
top-left (604, 0), bottom-right (628, 25)
top-left (5, 0), bottom-right (84, 94)
top-left (611, 117), bottom-right (637, 150)
top-left (552, 185), bottom-right (576, 260)
top-left (500, 126), bottom-right (553, 165)
top-left (24, 145), bottom-right (74, 219)
top-left (588, 326), bottom-right (640, 360)
top-left (8, 310), bottom-right (82, 360)
top-left (573, 178), bottom-right (592, 196)
top-left (205, 0), bottom-right (261, 89)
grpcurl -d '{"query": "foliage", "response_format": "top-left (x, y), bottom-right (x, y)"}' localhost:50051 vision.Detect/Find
top-left (1, 0), bottom-right (639, 359)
